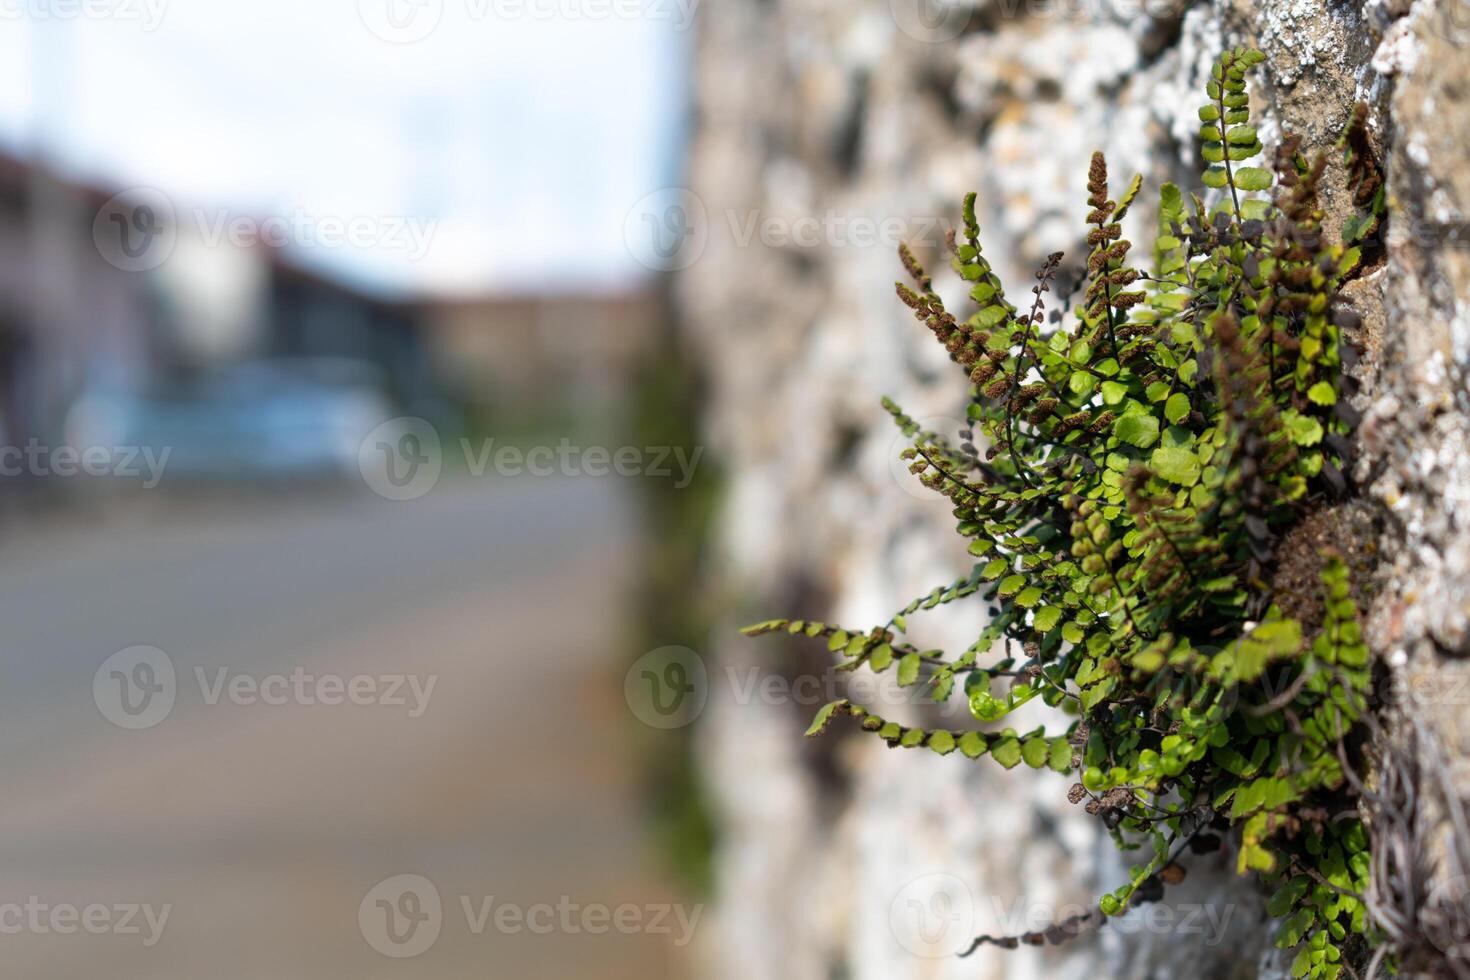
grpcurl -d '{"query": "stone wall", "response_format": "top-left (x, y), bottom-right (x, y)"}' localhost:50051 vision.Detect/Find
top-left (674, 1), bottom-right (1469, 977)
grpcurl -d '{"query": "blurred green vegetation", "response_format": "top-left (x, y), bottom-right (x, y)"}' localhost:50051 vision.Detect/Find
top-left (627, 302), bottom-right (721, 897)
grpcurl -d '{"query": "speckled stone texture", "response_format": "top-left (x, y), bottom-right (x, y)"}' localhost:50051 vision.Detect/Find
top-left (675, 1), bottom-right (1466, 977)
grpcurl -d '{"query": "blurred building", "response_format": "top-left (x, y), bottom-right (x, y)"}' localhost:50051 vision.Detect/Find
top-left (0, 152), bottom-right (445, 456)
top-left (0, 152), bottom-right (160, 452)
top-left (0, 150), bottom-right (665, 502)
top-left (422, 289), bottom-right (664, 418)
top-left (268, 261), bottom-right (440, 415)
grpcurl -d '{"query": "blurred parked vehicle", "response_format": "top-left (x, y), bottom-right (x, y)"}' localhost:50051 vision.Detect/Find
top-left (65, 358), bottom-right (394, 482)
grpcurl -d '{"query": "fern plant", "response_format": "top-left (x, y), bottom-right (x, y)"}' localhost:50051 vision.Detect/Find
top-left (745, 48), bottom-right (1385, 977)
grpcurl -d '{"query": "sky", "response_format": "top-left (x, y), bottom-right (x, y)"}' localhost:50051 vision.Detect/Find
top-left (0, 0), bottom-right (691, 297)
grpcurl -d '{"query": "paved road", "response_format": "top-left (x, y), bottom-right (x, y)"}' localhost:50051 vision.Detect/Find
top-left (0, 479), bottom-right (694, 979)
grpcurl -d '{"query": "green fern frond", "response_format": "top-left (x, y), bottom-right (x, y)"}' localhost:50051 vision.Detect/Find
top-left (746, 47), bottom-right (1379, 971)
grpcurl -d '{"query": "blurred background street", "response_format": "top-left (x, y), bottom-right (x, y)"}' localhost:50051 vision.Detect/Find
top-left (0, 1), bottom-right (705, 976)
top-left (0, 478), bottom-right (692, 979)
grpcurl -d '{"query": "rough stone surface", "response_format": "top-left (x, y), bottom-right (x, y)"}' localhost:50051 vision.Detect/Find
top-left (675, 0), bottom-right (1468, 976)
